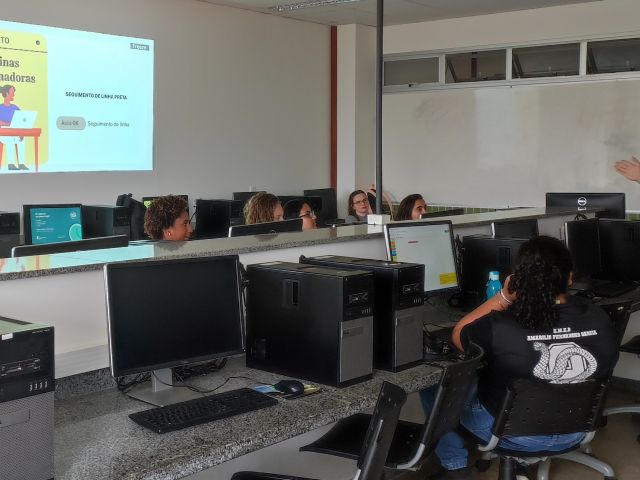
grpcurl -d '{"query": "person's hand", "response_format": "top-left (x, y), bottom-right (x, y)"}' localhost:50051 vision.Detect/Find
top-left (615, 156), bottom-right (640, 182)
top-left (502, 275), bottom-right (517, 303)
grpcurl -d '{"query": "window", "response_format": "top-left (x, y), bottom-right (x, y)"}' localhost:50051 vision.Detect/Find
top-left (512, 44), bottom-right (580, 78)
top-left (587, 38), bottom-right (640, 74)
top-left (384, 57), bottom-right (439, 86)
top-left (445, 50), bottom-right (506, 83)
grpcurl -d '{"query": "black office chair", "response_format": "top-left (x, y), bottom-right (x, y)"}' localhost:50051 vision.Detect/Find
top-left (230, 381), bottom-right (407, 480)
top-left (298, 344), bottom-right (483, 472)
top-left (597, 300), bottom-right (639, 441)
top-left (471, 378), bottom-right (613, 480)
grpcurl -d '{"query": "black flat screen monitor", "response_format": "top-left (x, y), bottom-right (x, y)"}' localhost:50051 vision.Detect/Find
top-left (12, 234), bottom-right (129, 258)
top-left (492, 218), bottom-right (539, 238)
top-left (545, 192), bottom-right (626, 219)
top-left (304, 188), bottom-right (338, 224)
top-left (142, 195), bottom-right (189, 211)
top-left (232, 191), bottom-right (265, 206)
top-left (384, 220), bottom-right (460, 296)
top-left (105, 256), bottom-right (244, 405)
top-left (228, 218), bottom-right (302, 237)
top-left (564, 218), bottom-right (601, 280)
top-left (461, 235), bottom-right (527, 301)
top-left (23, 204), bottom-right (83, 245)
top-left (195, 199), bottom-right (244, 239)
top-left (421, 208), bottom-right (465, 219)
top-left (598, 219), bottom-right (640, 281)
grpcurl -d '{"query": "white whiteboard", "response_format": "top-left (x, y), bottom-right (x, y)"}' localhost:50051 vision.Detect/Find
top-left (382, 78), bottom-right (640, 211)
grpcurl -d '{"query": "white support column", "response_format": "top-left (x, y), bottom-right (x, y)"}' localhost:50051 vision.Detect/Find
top-left (337, 24), bottom-right (376, 217)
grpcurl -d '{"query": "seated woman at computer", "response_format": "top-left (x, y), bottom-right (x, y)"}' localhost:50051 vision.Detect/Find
top-left (395, 194), bottom-right (427, 221)
top-left (143, 195), bottom-right (193, 241)
top-left (0, 84), bottom-right (28, 171)
top-left (244, 192), bottom-right (284, 224)
top-left (615, 155), bottom-right (640, 182)
top-left (422, 236), bottom-right (618, 480)
top-left (345, 190), bottom-right (372, 223)
top-left (283, 199), bottom-right (317, 230)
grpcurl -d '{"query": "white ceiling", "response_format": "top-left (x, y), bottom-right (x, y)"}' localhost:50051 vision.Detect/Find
top-left (197, 0), bottom-right (601, 27)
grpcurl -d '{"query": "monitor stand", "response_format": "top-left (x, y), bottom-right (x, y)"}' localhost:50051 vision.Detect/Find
top-left (127, 368), bottom-right (202, 407)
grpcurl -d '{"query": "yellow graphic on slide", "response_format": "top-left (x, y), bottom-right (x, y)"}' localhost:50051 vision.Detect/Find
top-left (0, 30), bottom-right (48, 172)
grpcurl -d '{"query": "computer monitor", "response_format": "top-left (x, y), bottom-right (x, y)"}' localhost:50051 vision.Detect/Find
top-left (12, 234), bottom-right (129, 258)
top-left (598, 219), bottom-right (640, 281)
top-left (492, 218), bottom-right (539, 238)
top-left (421, 208), bottom-right (465, 219)
top-left (564, 218), bottom-right (601, 280)
top-left (22, 204), bottom-right (83, 245)
top-left (384, 220), bottom-right (460, 297)
top-left (461, 235), bottom-right (528, 302)
top-left (141, 195), bottom-right (189, 211)
top-left (228, 218), bottom-right (303, 237)
top-left (304, 188), bottom-right (338, 224)
top-left (105, 255), bottom-right (244, 406)
top-left (195, 199), bottom-right (244, 239)
top-left (232, 191), bottom-right (265, 205)
top-left (545, 192), bottom-right (626, 219)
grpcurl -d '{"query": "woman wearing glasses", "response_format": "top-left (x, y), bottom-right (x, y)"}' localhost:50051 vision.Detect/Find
top-left (346, 190), bottom-right (372, 223)
top-left (143, 195), bottom-right (193, 241)
top-left (283, 199), bottom-right (317, 230)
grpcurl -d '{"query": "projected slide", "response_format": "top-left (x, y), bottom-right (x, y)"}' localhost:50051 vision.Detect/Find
top-left (0, 20), bottom-right (153, 173)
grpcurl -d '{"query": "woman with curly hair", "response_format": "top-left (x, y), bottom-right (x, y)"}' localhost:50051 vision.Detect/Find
top-left (422, 236), bottom-right (618, 479)
top-left (395, 194), bottom-right (427, 221)
top-left (244, 192), bottom-right (284, 225)
top-left (143, 195), bottom-right (192, 240)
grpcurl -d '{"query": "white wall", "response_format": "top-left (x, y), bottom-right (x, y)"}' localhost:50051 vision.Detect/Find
top-left (0, 0), bottom-right (330, 213)
top-left (379, 0), bottom-right (640, 208)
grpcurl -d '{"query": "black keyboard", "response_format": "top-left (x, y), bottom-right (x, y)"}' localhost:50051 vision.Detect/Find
top-left (129, 387), bottom-right (279, 434)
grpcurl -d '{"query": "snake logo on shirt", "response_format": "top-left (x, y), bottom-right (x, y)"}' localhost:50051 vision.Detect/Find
top-left (532, 341), bottom-right (597, 384)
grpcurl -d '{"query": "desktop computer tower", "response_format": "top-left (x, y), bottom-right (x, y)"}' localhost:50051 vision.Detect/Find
top-left (300, 255), bottom-right (424, 372)
top-left (195, 199), bottom-right (244, 239)
top-left (82, 205), bottom-right (130, 239)
top-left (0, 317), bottom-right (54, 480)
top-left (0, 212), bottom-right (21, 257)
top-left (246, 261), bottom-right (374, 387)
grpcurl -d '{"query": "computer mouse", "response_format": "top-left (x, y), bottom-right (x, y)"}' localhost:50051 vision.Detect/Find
top-left (273, 380), bottom-right (305, 395)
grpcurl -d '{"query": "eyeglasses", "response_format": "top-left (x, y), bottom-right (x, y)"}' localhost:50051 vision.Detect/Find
top-left (300, 210), bottom-right (316, 219)
top-left (352, 198), bottom-right (369, 206)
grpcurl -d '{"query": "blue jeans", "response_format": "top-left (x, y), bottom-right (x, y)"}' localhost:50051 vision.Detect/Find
top-left (419, 380), bottom-right (585, 471)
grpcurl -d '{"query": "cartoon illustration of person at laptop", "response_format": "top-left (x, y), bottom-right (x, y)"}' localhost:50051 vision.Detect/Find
top-left (0, 84), bottom-right (32, 171)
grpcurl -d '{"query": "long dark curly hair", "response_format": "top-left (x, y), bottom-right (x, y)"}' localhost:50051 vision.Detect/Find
top-left (507, 236), bottom-right (573, 331)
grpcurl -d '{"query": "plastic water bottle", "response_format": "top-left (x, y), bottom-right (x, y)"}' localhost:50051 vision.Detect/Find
top-left (486, 271), bottom-right (502, 300)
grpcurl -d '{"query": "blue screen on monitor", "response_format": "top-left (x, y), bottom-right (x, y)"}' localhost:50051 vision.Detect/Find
top-left (29, 206), bottom-right (83, 244)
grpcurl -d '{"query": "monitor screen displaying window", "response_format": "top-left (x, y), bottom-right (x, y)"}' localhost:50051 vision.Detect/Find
top-left (384, 220), bottom-right (460, 296)
top-left (22, 204), bottom-right (83, 245)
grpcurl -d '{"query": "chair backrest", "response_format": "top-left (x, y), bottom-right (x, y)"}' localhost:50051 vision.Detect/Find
top-left (599, 299), bottom-right (632, 347)
top-left (355, 381), bottom-right (407, 480)
top-left (493, 378), bottom-right (608, 438)
top-left (422, 343), bottom-right (484, 448)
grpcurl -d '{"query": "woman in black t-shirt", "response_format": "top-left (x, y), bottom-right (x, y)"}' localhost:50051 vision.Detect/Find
top-left (425, 236), bottom-right (618, 480)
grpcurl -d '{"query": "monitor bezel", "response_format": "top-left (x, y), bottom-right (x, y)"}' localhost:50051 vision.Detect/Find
top-left (22, 203), bottom-right (83, 245)
top-left (545, 192), bottom-right (626, 219)
top-left (104, 255), bottom-right (245, 378)
top-left (228, 218), bottom-right (303, 237)
top-left (491, 218), bottom-right (539, 238)
top-left (12, 234), bottom-right (129, 258)
top-left (383, 219), bottom-right (461, 297)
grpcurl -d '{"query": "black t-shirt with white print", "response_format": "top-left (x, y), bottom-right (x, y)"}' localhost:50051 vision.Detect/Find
top-left (460, 296), bottom-right (619, 416)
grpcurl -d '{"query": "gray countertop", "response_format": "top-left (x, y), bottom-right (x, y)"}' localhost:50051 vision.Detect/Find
top-left (0, 207), bottom-right (584, 282)
top-left (54, 358), bottom-right (442, 480)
